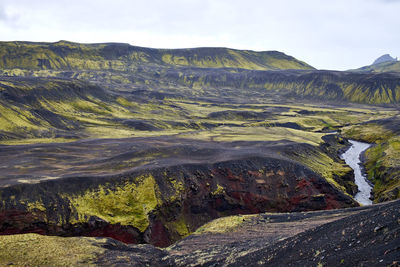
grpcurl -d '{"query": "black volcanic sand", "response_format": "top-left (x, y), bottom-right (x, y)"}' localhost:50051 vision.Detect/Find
top-left (0, 136), bottom-right (321, 187)
top-left (91, 199), bottom-right (400, 266)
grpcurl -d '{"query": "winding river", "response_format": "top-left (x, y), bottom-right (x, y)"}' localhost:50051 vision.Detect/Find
top-left (340, 140), bottom-right (373, 205)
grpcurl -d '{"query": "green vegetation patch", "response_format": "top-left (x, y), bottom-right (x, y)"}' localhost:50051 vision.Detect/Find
top-left (342, 124), bottom-right (394, 143)
top-left (211, 184), bottom-right (225, 196)
top-left (0, 233), bottom-right (105, 266)
top-left (69, 174), bottom-right (161, 232)
top-left (166, 215), bottom-right (191, 239)
top-left (364, 136), bottom-right (400, 202)
top-left (0, 137), bottom-right (78, 145)
top-left (0, 103), bottom-right (46, 132)
top-left (179, 126), bottom-right (325, 145)
top-left (194, 214), bottom-right (254, 234)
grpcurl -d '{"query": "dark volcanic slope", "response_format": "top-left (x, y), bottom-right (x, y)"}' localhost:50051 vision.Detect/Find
top-left (0, 137), bottom-right (357, 247)
top-left (88, 199), bottom-right (400, 266)
top-left (229, 200), bottom-right (400, 267)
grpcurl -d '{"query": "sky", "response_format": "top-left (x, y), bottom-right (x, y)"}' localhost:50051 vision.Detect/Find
top-left (0, 0), bottom-right (399, 70)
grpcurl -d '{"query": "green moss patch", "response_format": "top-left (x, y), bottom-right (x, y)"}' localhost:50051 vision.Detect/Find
top-left (342, 124), bottom-right (394, 143)
top-left (166, 215), bottom-right (191, 239)
top-left (179, 126), bottom-right (325, 145)
top-left (194, 215), bottom-right (254, 234)
top-left (69, 174), bottom-right (161, 232)
top-left (364, 137), bottom-right (400, 202)
top-left (0, 233), bottom-right (105, 266)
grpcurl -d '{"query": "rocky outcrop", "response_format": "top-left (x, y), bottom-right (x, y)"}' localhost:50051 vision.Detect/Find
top-left (354, 54), bottom-right (400, 73)
top-left (373, 54), bottom-right (397, 65)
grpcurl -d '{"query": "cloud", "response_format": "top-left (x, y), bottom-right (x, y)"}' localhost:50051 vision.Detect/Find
top-left (0, 0), bottom-right (398, 70)
top-left (0, 3), bottom-right (20, 26)
top-left (0, 5), bottom-right (7, 21)
top-left (371, 0), bottom-right (400, 3)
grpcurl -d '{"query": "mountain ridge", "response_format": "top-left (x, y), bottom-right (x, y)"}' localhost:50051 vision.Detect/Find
top-left (2, 40), bottom-right (400, 105)
top-left (0, 40), bottom-right (314, 71)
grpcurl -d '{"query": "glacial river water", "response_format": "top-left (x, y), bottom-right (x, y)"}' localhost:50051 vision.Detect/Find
top-left (340, 140), bottom-right (373, 205)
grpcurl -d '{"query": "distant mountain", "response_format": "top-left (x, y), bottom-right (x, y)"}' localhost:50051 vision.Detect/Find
top-left (372, 54), bottom-right (397, 65)
top-left (1, 41), bottom-right (400, 104)
top-left (354, 54), bottom-right (400, 73)
top-left (0, 41), bottom-right (314, 71)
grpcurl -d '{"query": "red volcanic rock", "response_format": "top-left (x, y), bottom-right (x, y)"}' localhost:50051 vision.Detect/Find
top-left (85, 224), bottom-right (141, 244)
top-left (146, 220), bottom-right (171, 247)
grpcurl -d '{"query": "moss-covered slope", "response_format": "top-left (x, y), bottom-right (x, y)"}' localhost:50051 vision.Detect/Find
top-left (158, 69), bottom-right (400, 104)
top-left (0, 234), bottom-right (106, 266)
top-left (0, 77), bottom-right (138, 143)
top-left (0, 41), bottom-right (314, 71)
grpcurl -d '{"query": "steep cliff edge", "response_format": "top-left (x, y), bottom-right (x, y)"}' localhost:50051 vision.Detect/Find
top-left (1, 199), bottom-right (398, 266)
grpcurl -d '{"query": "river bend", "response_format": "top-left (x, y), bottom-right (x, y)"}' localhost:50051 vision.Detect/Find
top-left (340, 140), bottom-right (372, 205)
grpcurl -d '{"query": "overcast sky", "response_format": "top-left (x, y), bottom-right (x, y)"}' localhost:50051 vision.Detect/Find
top-left (0, 0), bottom-right (399, 70)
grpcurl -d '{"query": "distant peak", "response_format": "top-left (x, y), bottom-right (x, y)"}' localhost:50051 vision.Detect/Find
top-left (372, 54), bottom-right (398, 65)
